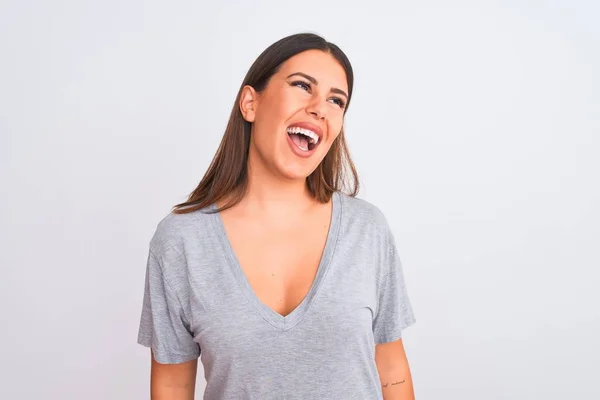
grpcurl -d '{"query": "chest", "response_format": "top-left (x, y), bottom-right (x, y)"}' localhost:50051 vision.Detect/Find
top-left (220, 208), bottom-right (331, 318)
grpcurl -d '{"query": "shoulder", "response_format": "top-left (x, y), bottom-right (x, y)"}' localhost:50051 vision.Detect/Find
top-left (338, 192), bottom-right (401, 278)
top-left (338, 191), bottom-right (392, 235)
top-left (149, 206), bottom-right (214, 257)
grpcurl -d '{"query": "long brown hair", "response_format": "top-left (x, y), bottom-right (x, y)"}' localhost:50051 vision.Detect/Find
top-left (172, 33), bottom-right (359, 214)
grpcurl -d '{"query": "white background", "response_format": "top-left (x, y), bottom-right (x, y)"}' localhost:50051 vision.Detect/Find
top-left (1, 0), bottom-right (598, 398)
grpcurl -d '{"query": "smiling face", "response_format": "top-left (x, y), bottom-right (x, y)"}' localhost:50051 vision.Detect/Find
top-left (239, 49), bottom-right (349, 181)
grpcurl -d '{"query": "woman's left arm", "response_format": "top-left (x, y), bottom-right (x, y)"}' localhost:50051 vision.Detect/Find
top-left (375, 339), bottom-right (415, 400)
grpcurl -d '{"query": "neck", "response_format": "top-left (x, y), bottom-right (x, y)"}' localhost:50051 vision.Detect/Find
top-left (237, 151), bottom-right (319, 216)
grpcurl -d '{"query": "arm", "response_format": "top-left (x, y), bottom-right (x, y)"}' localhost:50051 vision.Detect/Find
top-left (375, 339), bottom-right (415, 400)
top-left (150, 350), bottom-right (198, 399)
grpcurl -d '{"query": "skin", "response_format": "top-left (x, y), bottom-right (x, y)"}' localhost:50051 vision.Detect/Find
top-left (241, 49), bottom-right (348, 190)
top-left (150, 49), bottom-right (414, 399)
top-left (375, 339), bottom-right (416, 399)
top-left (151, 352), bottom-right (197, 399)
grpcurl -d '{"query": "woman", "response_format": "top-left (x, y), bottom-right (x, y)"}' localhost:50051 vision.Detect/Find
top-left (137, 32), bottom-right (416, 399)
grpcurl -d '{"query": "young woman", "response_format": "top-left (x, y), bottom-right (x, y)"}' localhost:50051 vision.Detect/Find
top-left (137, 32), bottom-right (416, 400)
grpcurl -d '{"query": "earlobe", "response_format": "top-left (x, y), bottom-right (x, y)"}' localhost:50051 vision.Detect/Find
top-left (239, 85), bottom-right (257, 122)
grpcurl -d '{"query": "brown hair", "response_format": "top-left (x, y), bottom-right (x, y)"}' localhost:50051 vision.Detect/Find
top-left (172, 32), bottom-right (359, 214)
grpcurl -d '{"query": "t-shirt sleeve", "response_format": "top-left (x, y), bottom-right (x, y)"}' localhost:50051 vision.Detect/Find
top-left (372, 233), bottom-right (416, 344)
top-left (137, 248), bottom-right (200, 364)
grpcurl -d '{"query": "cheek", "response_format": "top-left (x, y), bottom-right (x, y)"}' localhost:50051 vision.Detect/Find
top-left (258, 92), bottom-right (298, 128)
top-left (253, 103), bottom-right (284, 141)
top-left (328, 118), bottom-right (344, 141)
top-left (278, 90), bottom-right (305, 116)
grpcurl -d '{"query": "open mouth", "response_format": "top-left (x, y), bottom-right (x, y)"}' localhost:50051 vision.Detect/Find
top-left (286, 126), bottom-right (320, 152)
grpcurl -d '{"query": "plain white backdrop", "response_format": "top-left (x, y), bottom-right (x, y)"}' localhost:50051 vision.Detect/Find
top-left (1, 0), bottom-right (598, 398)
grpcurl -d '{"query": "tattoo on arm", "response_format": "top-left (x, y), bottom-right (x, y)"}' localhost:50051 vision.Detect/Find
top-left (382, 379), bottom-right (406, 388)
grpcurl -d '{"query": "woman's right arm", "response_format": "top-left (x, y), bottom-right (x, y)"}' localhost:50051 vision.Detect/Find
top-left (150, 350), bottom-right (198, 399)
top-left (139, 248), bottom-right (200, 398)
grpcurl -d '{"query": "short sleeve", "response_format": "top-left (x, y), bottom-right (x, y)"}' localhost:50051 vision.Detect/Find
top-left (137, 248), bottom-right (200, 364)
top-left (372, 236), bottom-right (416, 344)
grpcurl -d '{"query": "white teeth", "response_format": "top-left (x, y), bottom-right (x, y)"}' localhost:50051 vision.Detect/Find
top-left (286, 127), bottom-right (320, 145)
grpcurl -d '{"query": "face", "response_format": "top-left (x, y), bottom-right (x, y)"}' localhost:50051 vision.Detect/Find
top-left (239, 49), bottom-right (349, 181)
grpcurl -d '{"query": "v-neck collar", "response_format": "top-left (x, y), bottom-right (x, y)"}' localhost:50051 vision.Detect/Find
top-left (209, 191), bottom-right (343, 331)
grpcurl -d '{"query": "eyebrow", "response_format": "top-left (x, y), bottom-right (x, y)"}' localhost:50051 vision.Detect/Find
top-left (286, 72), bottom-right (348, 100)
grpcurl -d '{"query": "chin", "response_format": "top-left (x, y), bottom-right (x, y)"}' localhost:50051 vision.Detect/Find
top-left (277, 161), bottom-right (318, 181)
top-left (279, 168), bottom-right (313, 181)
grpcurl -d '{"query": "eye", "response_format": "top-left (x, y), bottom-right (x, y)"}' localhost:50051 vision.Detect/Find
top-left (291, 80), bottom-right (346, 109)
top-left (291, 80), bottom-right (311, 92)
top-left (330, 97), bottom-right (346, 109)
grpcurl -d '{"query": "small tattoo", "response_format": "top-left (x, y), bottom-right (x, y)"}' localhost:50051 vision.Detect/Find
top-left (382, 380), bottom-right (406, 388)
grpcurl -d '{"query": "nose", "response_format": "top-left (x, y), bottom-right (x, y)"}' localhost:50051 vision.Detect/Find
top-left (306, 98), bottom-right (327, 120)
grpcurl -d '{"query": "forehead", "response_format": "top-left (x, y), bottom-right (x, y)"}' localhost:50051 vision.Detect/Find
top-left (277, 50), bottom-right (348, 92)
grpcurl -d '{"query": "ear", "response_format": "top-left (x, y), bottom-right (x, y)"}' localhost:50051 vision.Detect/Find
top-left (239, 85), bottom-right (258, 123)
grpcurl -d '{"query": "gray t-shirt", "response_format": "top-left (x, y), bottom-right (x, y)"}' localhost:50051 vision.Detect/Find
top-left (137, 191), bottom-right (416, 399)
